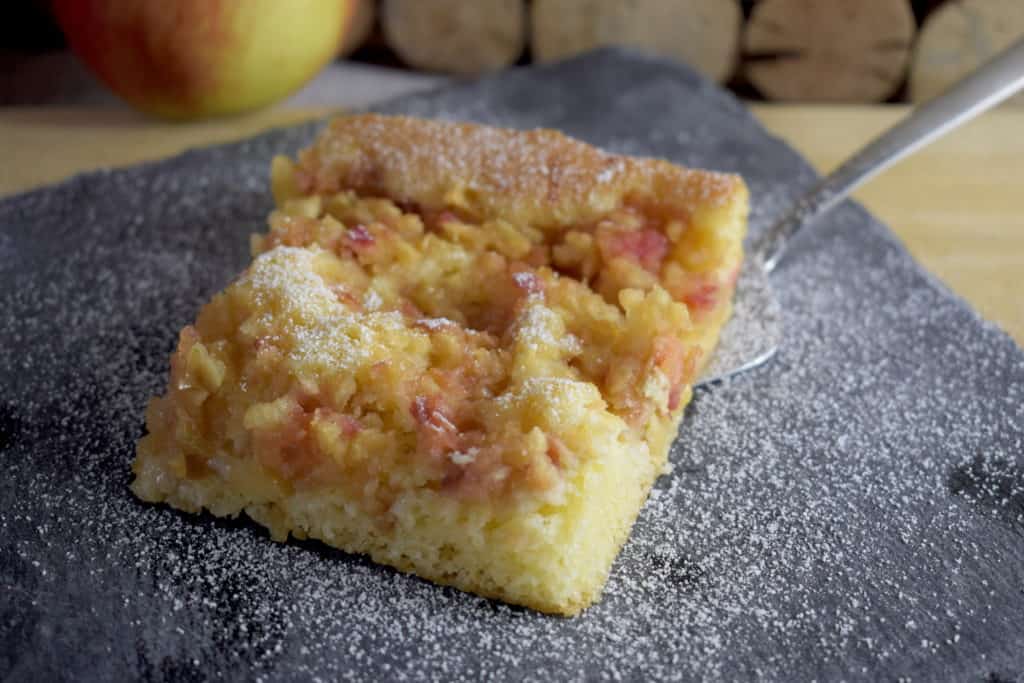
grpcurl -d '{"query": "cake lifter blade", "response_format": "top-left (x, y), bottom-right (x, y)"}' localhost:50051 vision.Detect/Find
top-left (697, 38), bottom-right (1024, 387)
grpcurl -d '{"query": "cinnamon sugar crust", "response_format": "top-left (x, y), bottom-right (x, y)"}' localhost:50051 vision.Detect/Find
top-left (280, 114), bottom-right (745, 232)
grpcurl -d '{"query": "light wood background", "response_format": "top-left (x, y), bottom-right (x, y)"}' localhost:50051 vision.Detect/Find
top-left (1, 104), bottom-right (1020, 345)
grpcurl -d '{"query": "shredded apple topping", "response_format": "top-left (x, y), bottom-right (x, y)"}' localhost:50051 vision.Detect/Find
top-left (141, 187), bottom-right (733, 515)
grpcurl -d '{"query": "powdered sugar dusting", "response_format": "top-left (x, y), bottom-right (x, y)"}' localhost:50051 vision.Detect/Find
top-left (512, 300), bottom-right (567, 353)
top-left (448, 448), bottom-right (480, 466)
top-left (241, 246), bottom-right (404, 373)
top-left (2, 50), bottom-right (1023, 680)
top-left (415, 317), bottom-right (456, 331)
top-left (362, 287), bottom-right (383, 312)
top-left (243, 246), bottom-right (336, 313)
top-left (511, 271), bottom-right (539, 292)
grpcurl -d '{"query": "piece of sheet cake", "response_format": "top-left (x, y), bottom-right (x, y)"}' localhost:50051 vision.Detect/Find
top-left (132, 114), bottom-right (748, 615)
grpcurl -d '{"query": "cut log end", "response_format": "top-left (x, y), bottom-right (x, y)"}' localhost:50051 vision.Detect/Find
top-left (531, 0), bottom-right (742, 84)
top-left (743, 0), bottom-right (916, 103)
top-left (910, 0), bottom-right (1024, 106)
top-left (382, 0), bottom-right (525, 75)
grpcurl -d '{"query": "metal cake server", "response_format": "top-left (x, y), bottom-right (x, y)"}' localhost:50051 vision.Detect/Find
top-left (699, 38), bottom-right (1024, 386)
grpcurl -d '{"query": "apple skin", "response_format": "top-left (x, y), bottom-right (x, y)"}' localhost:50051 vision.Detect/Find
top-left (52, 0), bottom-right (355, 119)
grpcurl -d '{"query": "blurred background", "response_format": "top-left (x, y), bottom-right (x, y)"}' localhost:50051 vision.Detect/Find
top-left (2, 0), bottom-right (1023, 114)
top-left (1, 1), bottom-right (1021, 343)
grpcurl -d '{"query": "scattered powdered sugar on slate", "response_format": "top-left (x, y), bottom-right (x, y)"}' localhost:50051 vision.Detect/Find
top-left (2, 50), bottom-right (1023, 681)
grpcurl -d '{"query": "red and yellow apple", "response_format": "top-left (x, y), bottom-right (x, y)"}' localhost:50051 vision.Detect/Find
top-left (52, 0), bottom-right (357, 119)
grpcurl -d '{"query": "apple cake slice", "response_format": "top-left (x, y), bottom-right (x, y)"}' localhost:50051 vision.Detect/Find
top-left (132, 115), bottom-right (748, 615)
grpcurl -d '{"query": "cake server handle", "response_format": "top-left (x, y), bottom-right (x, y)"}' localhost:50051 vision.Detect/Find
top-left (753, 37), bottom-right (1024, 274)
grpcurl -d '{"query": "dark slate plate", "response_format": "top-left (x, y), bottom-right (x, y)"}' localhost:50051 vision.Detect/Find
top-left (2, 50), bottom-right (1023, 682)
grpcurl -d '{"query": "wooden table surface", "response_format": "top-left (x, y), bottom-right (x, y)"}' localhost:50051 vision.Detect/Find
top-left (1, 105), bottom-right (1021, 345)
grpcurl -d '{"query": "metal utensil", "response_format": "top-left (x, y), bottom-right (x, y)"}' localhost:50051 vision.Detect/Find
top-left (698, 38), bottom-right (1024, 386)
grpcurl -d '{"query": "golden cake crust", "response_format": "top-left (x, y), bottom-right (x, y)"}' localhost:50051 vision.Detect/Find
top-left (282, 113), bottom-right (745, 231)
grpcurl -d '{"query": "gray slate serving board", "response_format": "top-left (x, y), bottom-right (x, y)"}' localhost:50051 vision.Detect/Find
top-left (2, 50), bottom-right (1023, 682)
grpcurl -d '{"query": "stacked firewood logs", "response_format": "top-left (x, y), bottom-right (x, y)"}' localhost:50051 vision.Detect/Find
top-left (341, 0), bottom-right (1024, 104)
